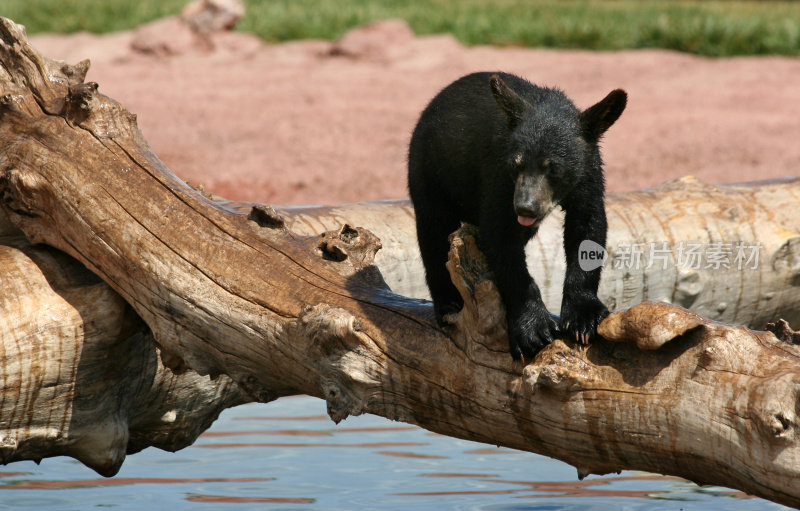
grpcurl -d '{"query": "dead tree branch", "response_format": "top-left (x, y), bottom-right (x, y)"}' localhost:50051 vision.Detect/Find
top-left (1, 17), bottom-right (799, 507)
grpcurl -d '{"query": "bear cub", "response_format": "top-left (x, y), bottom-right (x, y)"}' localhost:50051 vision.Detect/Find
top-left (408, 72), bottom-right (626, 360)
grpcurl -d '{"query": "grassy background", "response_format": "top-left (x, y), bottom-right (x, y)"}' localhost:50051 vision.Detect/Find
top-left (3, 0), bottom-right (799, 57)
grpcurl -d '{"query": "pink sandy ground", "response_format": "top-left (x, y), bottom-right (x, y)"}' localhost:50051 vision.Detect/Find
top-left (28, 19), bottom-right (800, 206)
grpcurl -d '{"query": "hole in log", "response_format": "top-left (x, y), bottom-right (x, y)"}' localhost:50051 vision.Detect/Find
top-left (317, 224), bottom-right (363, 262)
top-left (338, 224), bottom-right (359, 243)
top-left (318, 240), bottom-right (348, 262)
top-left (248, 204), bottom-right (285, 229)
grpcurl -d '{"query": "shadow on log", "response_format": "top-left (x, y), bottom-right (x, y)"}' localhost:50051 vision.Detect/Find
top-left (1, 16), bottom-right (800, 508)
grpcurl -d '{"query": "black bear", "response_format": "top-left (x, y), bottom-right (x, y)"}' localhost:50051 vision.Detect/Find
top-left (408, 71), bottom-right (626, 360)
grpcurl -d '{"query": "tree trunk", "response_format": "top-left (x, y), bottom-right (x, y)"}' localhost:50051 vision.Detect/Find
top-left (0, 236), bottom-right (248, 476)
top-left (270, 175), bottom-right (800, 330)
top-left (1, 17), bottom-right (800, 508)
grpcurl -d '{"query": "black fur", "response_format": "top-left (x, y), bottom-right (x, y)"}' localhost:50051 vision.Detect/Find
top-left (408, 72), bottom-right (626, 360)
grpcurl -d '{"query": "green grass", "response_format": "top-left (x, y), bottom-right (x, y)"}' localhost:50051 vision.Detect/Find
top-left (3, 0), bottom-right (799, 57)
top-left (1, 0), bottom-right (187, 34)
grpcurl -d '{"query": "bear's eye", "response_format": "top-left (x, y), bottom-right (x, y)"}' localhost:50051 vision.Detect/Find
top-left (542, 158), bottom-right (561, 175)
top-left (513, 153), bottom-right (524, 167)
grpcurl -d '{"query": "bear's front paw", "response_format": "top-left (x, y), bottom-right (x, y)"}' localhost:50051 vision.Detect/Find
top-left (508, 303), bottom-right (558, 361)
top-left (560, 294), bottom-right (609, 345)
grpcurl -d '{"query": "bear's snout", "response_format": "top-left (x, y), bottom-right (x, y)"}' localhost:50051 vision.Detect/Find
top-left (514, 172), bottom-right (553, 223)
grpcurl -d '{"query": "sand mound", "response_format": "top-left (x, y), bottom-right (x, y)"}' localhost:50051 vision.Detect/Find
top-left (27, 19), bottom-right (800, 205)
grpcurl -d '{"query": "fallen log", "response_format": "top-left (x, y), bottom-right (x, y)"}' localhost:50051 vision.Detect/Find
top-left (0, 236), bottom-right (248, 475)
top-left (269, 174), bottom-right (800, 330)
top-left (1, 17), bottom-right (799, 508)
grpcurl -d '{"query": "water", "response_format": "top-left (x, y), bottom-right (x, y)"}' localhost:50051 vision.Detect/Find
top-left (0, 396), bottom-right (789, 510)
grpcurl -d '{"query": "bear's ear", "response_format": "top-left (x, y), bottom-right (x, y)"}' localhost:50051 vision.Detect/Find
top-left (490, 74), bottom-right (531, 130)
top-left (580, 89), bottom-right (627, 141)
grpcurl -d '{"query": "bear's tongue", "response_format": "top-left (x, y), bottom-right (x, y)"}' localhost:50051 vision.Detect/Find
top-left (517, 216), bottom-right (536, 227)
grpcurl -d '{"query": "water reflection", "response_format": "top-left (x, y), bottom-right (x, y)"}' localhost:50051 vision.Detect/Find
top-left (196, 442), bottom-right (427, 449)
top-left (375, 451), bottom-right (448, 459)
top-left (201, 425), bottom-right (418, 438)
top-left (185, 494), bottom-right (315, 504)
top-left (397, 474), bottom-right (743, 500)
top-left (0, 397), bottom-right (785, 510)
top-left (0, 477), bottom-right (274, 491)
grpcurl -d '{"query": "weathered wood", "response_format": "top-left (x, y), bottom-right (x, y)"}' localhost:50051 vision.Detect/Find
top-left (0, 236), bottom-right (247, 476)
top-left (270, 176), bottom-right (800, 330)
top-left (1, 17), bottom-right (800, 507)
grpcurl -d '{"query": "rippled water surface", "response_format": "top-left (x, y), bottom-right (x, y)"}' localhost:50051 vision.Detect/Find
top-left (0, 396), bottom-right (789, 510)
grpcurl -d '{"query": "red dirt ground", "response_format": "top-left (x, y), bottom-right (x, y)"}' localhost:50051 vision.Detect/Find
top-left (28, 19), bottom-right (800, 206)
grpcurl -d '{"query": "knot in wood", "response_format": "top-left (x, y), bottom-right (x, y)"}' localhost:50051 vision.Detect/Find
top-left (237, 374), bottom-right (276, 403)
top-left (300, 304), bottom-right (378, 361)
top-left (247, 204), bottom-right (285, 229)
top-left (294, 305), bottom-right (382, 420)
top-left (770, 413), bottom-right (795, 438)
top-left (535, 365), bottom-right (580, 391)
top-left (0, 93), bottom-right (23, 113)
top-left (322, 381), bottom-right (356, 424)
top-left (65, 82), bottom-right (99, 125)
top-left (598, 301), bottom-right (705, 350)
top-left (60, 59), bottom-right (90, 83)
top-left (62, 82), bottom-right (139, 138)
top-left (750, 373), bottom-right (800, 442)
top-left (766, 319), bottom-right (800, 345)
top-left (316, 224), bottom-right (381, 267)
top-left (526, 343), bottom-right (588, 393)
top-left (772, 236), bottom-right (800, 286)
top-left (0, 167), bottom-right (47, 221)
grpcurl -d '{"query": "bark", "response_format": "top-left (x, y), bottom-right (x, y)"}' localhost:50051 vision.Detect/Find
top-left (271, 175), bottom-right (800, 330)
top-left (0, 235), bottom-right (248, 475)
top-left (1, 17), bottom-right (800, 507)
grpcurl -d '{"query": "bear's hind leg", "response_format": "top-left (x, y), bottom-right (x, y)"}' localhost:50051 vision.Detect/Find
top-left (412, 196), bottom-right (463, 323)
